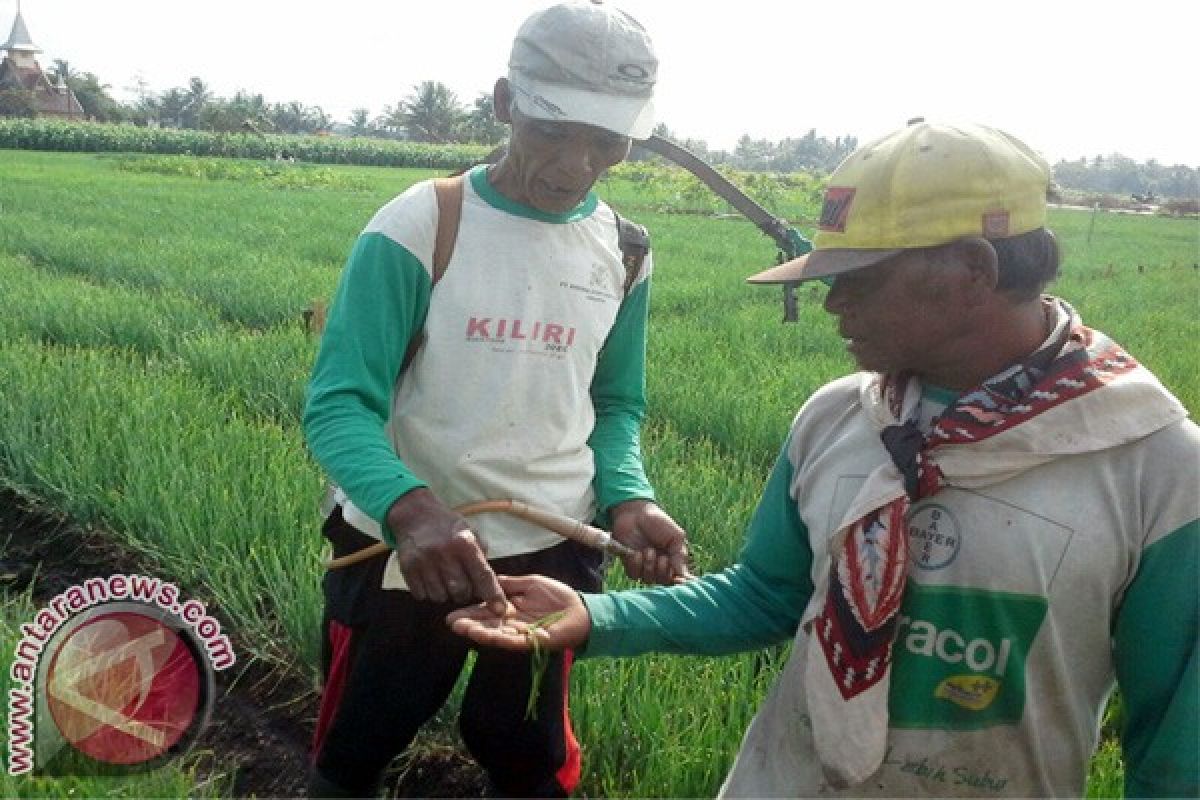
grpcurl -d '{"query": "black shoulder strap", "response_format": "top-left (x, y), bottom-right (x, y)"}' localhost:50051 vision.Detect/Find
top-left (613, 211), bottom-right (650, 297)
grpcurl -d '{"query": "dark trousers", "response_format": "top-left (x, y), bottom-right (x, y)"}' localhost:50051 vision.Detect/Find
top-left (310, 508), bottom-right (603, 797)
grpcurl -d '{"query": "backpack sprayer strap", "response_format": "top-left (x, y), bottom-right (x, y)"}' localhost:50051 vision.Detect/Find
top-left (399, 174), bottom-right (465, 371)
top-left (431, 175), bottom-right (465, 283)
top-left (613, 211), bottom-right (649, 295)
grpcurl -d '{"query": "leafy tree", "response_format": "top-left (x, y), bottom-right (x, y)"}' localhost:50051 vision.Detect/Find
top-left (269, 100), bottom-right (331, 134)
top-left (67, 72), bottom-right (122, 122)
top-left (375, 103), bottom-right (407, 139)
top-left (461, 92), bottom-right (507, 145)
top-left (153, 87), bottom-right (192, 128)
top-left (732, 135), bottom-right (776, 171)
top-left (1051, 154), bottom-right (1197, 200)
top-left (181, 77), bottom-right (211, 128)
top-left (397, 80), bottom-right (466, 143)
top-left (1160, 166), bottom-right (1198, 200)
top-left (45, 61), bottom-right (120, 121)
top-left (346, 108), bottom-right (375, 137)
top-left (196, 91), bottom-right (272, 133)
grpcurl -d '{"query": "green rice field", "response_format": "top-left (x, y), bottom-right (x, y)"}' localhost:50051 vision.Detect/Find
top-left (0, 149), bottom-right (1196, 797)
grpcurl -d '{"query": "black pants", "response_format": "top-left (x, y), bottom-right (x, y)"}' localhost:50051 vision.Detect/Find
top-left (310, 508), bottom-right (604, 797)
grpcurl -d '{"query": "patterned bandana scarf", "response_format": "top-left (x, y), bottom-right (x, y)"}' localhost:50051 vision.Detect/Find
top-left (802, 298), bottom-right (1186, 788)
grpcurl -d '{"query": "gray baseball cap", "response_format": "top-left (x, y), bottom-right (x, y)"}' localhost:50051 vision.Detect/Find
top-left (507, 0), bottom-right (657, 140)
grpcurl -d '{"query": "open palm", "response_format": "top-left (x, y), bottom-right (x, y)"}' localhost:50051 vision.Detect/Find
top-left (446, 574), bottom-right (591, 651)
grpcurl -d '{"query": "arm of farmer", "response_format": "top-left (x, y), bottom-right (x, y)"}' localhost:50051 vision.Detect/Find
top-left (451, 439), bottom-right (812, 655)
top-left (1111, 424), bottom-right (1199, 798)
top-left (303, 229), bottom-right (504, 608)
top-left (588, 260), bottom-right (689, 585)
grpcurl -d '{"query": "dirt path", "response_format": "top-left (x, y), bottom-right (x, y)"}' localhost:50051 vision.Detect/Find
top-left (0, 489), bottom-right (485, 798)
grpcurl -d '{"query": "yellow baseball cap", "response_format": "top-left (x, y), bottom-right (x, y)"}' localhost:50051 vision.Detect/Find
top-left (748, 120), bottom-right (1051, 283)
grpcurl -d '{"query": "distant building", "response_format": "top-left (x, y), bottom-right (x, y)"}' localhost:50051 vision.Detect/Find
top-left (0, 4), bottom-right (85, 118)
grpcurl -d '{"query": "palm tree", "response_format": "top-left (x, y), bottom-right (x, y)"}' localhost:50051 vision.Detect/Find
top-left (347, 108), bottom-right (374, 137)
top-left (156, 87), bottom-right (191, 128)
top-left (269, 101), bottom-right (331, 134)
top-left (399, 80), bottom-right (466, 143)
top-left (181, 77), bottom-right (211, 128)
top-left (461, 92), bottom-right (507, 146)
top-left (376, 103), bottom-right (406, 139)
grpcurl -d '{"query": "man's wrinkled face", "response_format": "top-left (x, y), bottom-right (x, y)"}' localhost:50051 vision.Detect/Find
top-left (500, 107), bottom-right (631, 213)
top-left (822, 247), bottom-right (973, 378)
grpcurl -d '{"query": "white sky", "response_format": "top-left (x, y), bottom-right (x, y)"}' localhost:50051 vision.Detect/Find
top-left (6, 0), bottom-right (1198, 167)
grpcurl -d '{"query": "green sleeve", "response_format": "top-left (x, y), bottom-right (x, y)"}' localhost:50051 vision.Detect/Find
top-left (302, 232), bottom-right (431, 544)
top-left (1114, 520), bottom-right (1199, 799)
top-left (588, 276), bottom-right (653, 513)
top-left (582, 438), bottom-right (814, 657)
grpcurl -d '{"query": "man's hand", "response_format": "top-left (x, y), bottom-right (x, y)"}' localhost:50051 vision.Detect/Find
top-left (446, 575), bottom-right (590, 651)
top-left (386, 488), bottom-right (506, 610)
top-left (609, 499), bottom-right (691, 585)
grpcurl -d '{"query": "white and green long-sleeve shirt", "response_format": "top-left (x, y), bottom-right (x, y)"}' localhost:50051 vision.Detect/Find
top-left (583, 371), bottom-right (1198, 798)
top-left (303, 166), bottom-right (656, 583)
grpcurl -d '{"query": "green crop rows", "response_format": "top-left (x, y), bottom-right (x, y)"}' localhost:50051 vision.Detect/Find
top-left (0, 119), bottom-right (491, 169)
top-left (1, 149), bottom-right (1195, 797)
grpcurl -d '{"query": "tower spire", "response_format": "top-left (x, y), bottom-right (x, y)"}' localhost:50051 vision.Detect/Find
top-left (3, 2), bottom-right (41, 54)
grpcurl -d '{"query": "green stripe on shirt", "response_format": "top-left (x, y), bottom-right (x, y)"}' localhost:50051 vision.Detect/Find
top-left (589, 278), bottom-right (654, 513)
top-left (302, 232), bottom-right (432, 543)
top-left (1114, 519), bottom-right (1199, 798)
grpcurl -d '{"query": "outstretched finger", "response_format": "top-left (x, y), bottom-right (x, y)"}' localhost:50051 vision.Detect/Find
top-left (461, 550), bottom-right (507, 614)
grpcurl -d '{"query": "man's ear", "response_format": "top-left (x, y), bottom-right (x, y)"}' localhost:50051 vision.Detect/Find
top-left (493, 78), bottom-right (514, 124)
top-left (953, 237), bottom-right (999, 300)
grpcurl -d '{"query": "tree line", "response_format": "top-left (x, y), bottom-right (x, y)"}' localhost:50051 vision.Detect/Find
top-left (5, 66), bottom-right (1196, 197)
top-left (1052, 154), bottom-right (1196, 204)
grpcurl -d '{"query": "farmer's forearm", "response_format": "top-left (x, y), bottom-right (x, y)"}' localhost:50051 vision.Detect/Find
top-left (581, 439), bottom-right (814, 657)
top-left (581, 560), bottom-right (800, 656)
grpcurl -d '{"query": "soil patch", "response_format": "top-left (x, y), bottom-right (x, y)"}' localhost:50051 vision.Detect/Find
top-left (0, 489), bottom-right (486, 798)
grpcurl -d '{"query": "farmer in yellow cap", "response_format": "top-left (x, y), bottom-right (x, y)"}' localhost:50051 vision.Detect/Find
top-left (449, 120), bottom-right (1200, 798)
top-left (303, 2), bottom-right (688, 796)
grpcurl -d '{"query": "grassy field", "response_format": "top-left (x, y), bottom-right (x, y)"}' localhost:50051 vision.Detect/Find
top-left (0, 149), bottom-right (1195, 797)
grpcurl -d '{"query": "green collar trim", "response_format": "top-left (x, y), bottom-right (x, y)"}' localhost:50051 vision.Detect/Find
top-left (469, 165), bottom-right (597, 223)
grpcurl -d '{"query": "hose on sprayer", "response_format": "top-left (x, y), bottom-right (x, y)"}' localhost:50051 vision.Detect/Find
top-left (324, 499), bottom-right (638, 571)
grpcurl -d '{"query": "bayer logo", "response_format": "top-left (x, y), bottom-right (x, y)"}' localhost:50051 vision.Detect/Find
top-left (907, 503), bottom-right (962, 571)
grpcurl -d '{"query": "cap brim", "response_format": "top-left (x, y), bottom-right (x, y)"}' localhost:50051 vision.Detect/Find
top-left (510, 74), bottom-right (654, 140)
top-left (746, 248), bottom-right (903, 284)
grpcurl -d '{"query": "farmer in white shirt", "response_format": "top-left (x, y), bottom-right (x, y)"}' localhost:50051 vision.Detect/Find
top-left (303, 2), bottom-right (688, 796)
top-left (449, 120), bottom-right (1199, 798)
